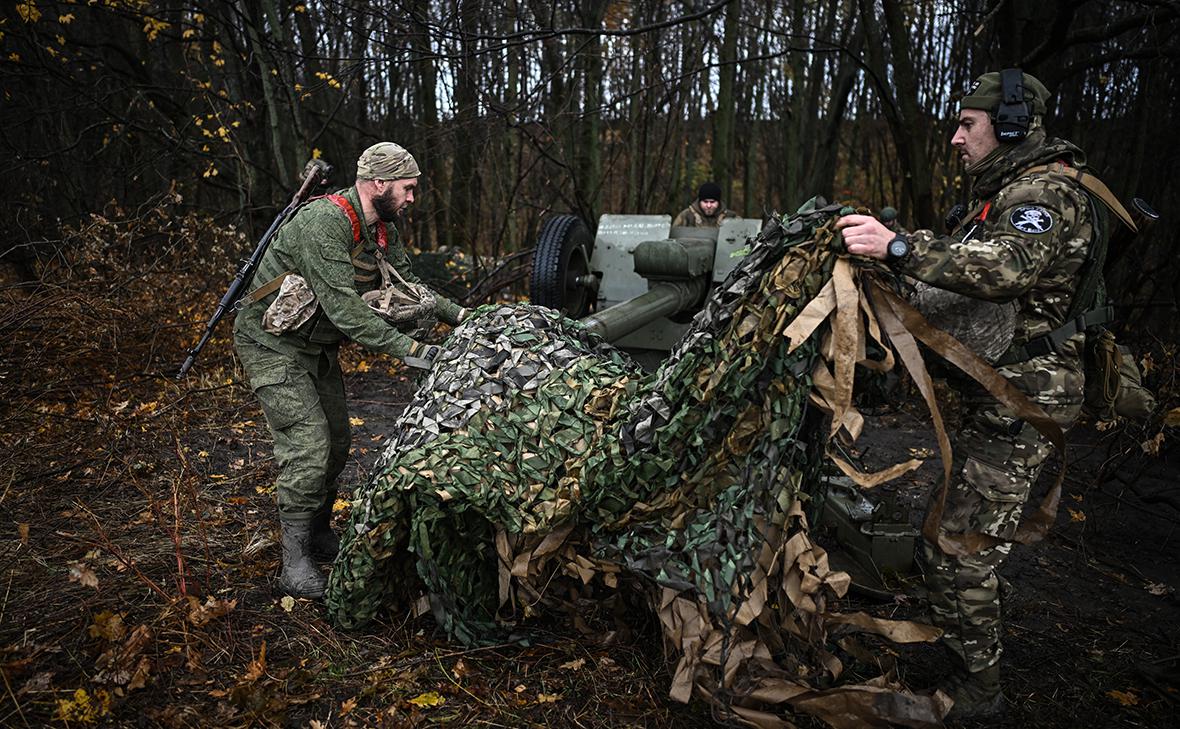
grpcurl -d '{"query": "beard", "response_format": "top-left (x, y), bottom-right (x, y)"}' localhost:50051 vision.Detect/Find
top-left (373, 188), bottom-right (402, 222)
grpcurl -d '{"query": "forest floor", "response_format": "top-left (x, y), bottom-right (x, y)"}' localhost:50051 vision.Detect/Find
top-left (2, 207), bottom-right (1178, 727)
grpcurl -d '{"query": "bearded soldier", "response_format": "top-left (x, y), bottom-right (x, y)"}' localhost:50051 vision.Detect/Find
top-left (233, 142), bottom-right (465, 599)
top-left (837, 71), bottom-right (1125, 717)
top-left (672, 181), bottom-right (739, 228)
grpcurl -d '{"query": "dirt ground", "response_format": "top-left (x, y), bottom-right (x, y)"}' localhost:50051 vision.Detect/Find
top-left (1, 214), bottom-right (1177, 727)
top-left (849, 406), bottom-right (1180, 729)
top-left (7, 353), bottom-right (1175, 728)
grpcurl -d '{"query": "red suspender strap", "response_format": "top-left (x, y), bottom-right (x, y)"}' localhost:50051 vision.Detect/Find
top-left (979, 201), bottom-right (992, 221)
top-left (325, 194), bottom-right (388, 251)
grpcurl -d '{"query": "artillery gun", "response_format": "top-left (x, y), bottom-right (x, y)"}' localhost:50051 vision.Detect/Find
top-left (528, 211), bottom-right (919, 594)
top-left (529, 213), bottom-right (763, 367)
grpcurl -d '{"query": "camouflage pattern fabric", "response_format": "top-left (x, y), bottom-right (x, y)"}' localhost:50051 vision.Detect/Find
top-left (908, 281), bottom-right (1015, 363)
top-left (360, 251), bottom-right (438, 337)
top-left (234, 333), bottom-right (350, 519)
top-left (327, 203), bottom-right (954, 728)
top-left (900, 128), bottom-right (1101, 674)
top-left (262, 274), bottom-right (318, 334)
top-left (355, 141), bottom-right (420, 180)
top-left (233, 185), bottom-right (463, 520)
top-left (233, 186), bottom-right (462, 361)
top-left (672, 200), bottom-right (740, 228)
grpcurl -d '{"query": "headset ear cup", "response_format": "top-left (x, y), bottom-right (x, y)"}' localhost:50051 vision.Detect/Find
top-left (994, 68), bottom-right (1030, 142)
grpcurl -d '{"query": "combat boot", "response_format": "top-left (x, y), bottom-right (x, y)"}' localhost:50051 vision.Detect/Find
top-left (308, 494), bottom-right (340, 563)
top-left (943, 664), bottom-right (1005, 720)
top-left (279, 516), bottom-right (328, 599)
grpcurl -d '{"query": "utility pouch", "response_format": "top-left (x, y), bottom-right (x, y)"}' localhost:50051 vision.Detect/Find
top-left (1084, 329), bottom-right (1156, 421)
top-left (262, 274), bottom-right (318, 334)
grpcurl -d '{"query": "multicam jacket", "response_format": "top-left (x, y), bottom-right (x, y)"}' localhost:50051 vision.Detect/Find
top-left (901, 129), bottom-right (1105, 409)
top-left (672, 200), bottom-right (739, 228)
top-left (233, 186), bottom-right (462, 358)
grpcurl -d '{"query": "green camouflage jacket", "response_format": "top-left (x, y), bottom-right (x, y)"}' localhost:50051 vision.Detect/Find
top-left (233, 186), bottom-right (462, 358)
top-left (902, 129), bottom-right (1103, 408)
top-left (672, 200), bottom-right (740, 228)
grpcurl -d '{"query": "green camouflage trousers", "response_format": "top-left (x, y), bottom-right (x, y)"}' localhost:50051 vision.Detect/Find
top-left (922, 399), bottom-right (1079, 673)
top-left (233, 332), bottom-right (350, 518)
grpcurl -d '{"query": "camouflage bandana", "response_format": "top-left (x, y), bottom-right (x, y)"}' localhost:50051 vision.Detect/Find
top-left (969, 129), bottom-right (1087, 199)
top-left (356, 142), bottom-right (421, 180)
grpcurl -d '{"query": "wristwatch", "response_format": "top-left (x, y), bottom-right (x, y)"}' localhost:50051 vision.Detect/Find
top-left (885, 234), bottom-right (911, 265)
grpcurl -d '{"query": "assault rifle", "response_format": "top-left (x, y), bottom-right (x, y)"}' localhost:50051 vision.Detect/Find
top-left (177, 158), bottom-right (333, 378)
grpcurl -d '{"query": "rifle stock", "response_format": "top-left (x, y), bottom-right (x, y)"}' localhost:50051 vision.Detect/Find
top-left (177, 158), bottom-right (332, 378)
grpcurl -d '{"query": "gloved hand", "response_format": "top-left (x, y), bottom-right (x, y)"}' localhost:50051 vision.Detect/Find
top-left (404, 341), bottom-right (444, 370)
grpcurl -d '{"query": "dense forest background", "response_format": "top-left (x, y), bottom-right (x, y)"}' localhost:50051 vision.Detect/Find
top-left (2, 0), bottom-right (1178, 330)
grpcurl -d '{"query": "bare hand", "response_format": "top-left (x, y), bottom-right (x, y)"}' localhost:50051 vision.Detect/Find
top-left (835, 214), bottom-right (894, 260)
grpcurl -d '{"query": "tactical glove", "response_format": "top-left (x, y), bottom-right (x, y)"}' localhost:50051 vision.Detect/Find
top-left (404, 341), bottom-right (443, 370)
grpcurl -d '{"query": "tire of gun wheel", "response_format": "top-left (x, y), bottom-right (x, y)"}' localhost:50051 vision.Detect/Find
top-left (529, 214), bottom-right (594, 318)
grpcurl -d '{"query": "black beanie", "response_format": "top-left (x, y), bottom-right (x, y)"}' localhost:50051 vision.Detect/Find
top-left (697, 182), bottom-right (722, 201)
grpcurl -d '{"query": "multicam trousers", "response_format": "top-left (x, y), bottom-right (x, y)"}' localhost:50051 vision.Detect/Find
top-left (233, 332), bottom-right (350, 519)
top-left (922, 399), bottom-right (1079, 673)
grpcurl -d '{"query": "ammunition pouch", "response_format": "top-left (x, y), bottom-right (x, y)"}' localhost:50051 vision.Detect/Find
top-left (1083, 329), bottom-right (1157, 421)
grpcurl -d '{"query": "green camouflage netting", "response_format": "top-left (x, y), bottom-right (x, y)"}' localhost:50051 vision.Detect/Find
top-left (325, 203), bottom-right (952, 728)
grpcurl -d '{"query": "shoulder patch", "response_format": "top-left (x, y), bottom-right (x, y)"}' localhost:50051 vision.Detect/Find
top-left (1009, 205), bottom-right (1054, 234)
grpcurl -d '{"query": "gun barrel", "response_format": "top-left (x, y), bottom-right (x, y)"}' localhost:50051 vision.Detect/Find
top-left (581, 279), bottom-right (706, 342)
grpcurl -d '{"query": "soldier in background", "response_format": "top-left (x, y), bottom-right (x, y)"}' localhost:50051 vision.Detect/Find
top-left (673, 181), bottom-right (738, 228)
top-left (837, 72), bottom-right (1112, 718)
top-left (879, 206), bottom-right (900, 232)
top-left (233, 142), bottom-right (465, 599)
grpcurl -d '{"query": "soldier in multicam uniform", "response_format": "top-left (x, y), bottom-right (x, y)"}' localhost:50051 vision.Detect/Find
top-left (233, 142), bottom-right (466, 599)
top-left (837, 72), bottom-right (1110, 718)
top-left (672, 181), bottom-right (739, 228)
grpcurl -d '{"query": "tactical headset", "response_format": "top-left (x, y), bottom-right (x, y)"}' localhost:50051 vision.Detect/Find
top-left (992, 68), bottom-right (1031, 143)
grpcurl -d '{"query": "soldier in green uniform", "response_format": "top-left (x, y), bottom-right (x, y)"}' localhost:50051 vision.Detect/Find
top-left (672, 181), bottom-right (739, 228)
top-left (233, 142), bottom-right (466, 599)
top-left (837, 72), bottom-right (1112, 717)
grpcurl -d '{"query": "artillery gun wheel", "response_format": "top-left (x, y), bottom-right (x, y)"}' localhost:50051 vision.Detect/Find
top-left (529, 214), bottom-right (595, 318)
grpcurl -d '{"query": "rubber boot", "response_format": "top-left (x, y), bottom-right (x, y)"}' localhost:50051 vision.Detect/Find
top-left (308, 494), bottom-right (340, 563)
top-left (943, 664), bottom-right (1005, 720)
top-left (279, 516), bottom-right (327, 598)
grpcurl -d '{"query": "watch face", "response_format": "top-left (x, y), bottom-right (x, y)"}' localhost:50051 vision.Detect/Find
top-left (888, 238), bottom-right (909, 259)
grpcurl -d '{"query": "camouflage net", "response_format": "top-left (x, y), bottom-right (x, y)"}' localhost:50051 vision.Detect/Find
top-left (326, 204), bottom-right (952, 728)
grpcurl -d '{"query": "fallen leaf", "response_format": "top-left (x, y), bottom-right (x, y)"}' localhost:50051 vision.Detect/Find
top-left (280, 596), bottom-right (295, 612)
top-left (536, 692), bottom-right (561, 703)
top-left (408, 691), bottom-right (445, 707)
top-left (88, 611), bottom-right (127, 642)
top-left (349, 417), bottom-right (365, 426)
top-left (558, 658), bottom-right (586, 671)
top-left (1146, 582), bottom-right (1173, 596)
top-left (56, 687), bottom-right (112, 723)
top-left (332, 498), bottom-right (350, 513)
top-left (95, 625), bottom-right (152, 689)
top-left (1107, 689), bottom-right (1139, 706)
top-left (18, 523), bottom-right (29, 544)
top-left (1141, 432), bottom-right (1164, 456)
top-left (514, 684), bottom-right (527, 693)
top-left (187, 595), bottom-right (237, 626)
top-left (243, 641), bottom-right (266, 682)
top-left (1162, 407), bottom-right (1180, 428)
top-left (69, 562), bottom-right (99, 589)
top-left (340, 696), bottom-right (357, 715)
top-left (1068, 508), bottom-right (1086, 523)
